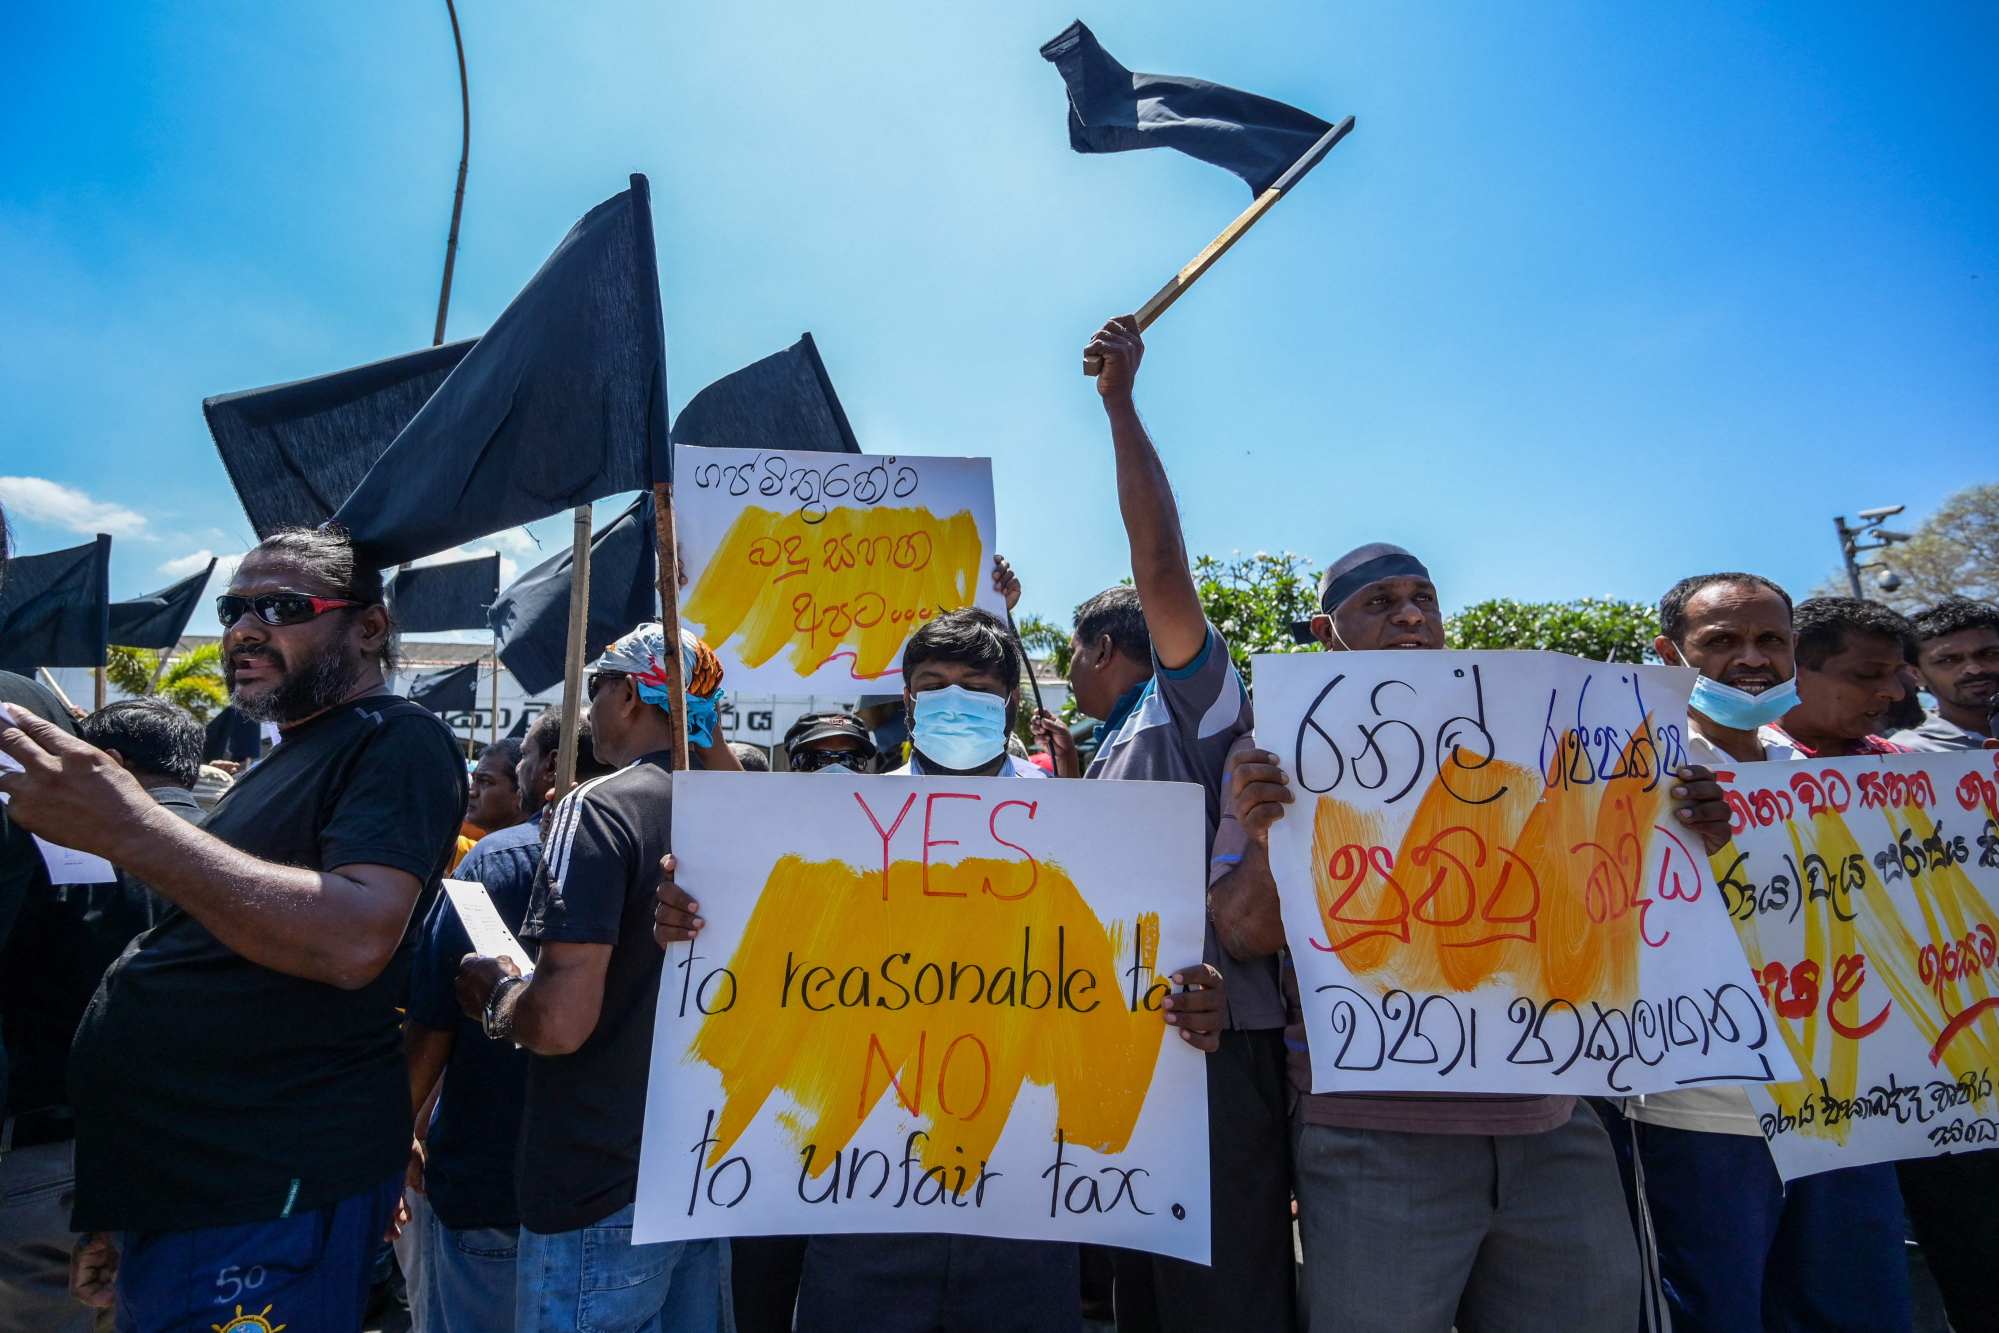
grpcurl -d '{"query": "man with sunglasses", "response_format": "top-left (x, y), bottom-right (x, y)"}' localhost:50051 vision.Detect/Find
top-left (781, 711), bottom-right (878, 773)
top-left (455, 624), bottom-right (739, 1332)
top-left (0, 525), bottom-right (468, 1332)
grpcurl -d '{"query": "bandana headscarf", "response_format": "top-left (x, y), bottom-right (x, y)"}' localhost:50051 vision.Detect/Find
top-left (1289, 543), bottom-right (1433, 643)
top-left (589, 623), bottom-right (727, 745)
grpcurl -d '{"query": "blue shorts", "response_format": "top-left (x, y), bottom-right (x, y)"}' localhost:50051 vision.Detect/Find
top-left (114, 1177), bottom-right (400, 1333)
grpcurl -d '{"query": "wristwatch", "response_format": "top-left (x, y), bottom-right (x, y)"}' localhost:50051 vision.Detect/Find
top-left (482, 974), bottom-right (526, 1041)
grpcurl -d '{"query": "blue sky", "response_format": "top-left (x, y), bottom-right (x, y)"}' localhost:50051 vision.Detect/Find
top-left (3, 1), bottom-right (1994, 634)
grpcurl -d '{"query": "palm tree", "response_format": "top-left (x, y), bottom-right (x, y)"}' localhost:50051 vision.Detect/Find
top-left (103, 644), bottom-right (228, 722)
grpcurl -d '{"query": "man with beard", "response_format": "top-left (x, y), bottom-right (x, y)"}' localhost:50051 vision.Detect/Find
top-left (1203, 544), bottom-right (1734, 1333)
top-left (0, 525), bottom-right (467, 1332)
top-left (1626, 573), bottom-right (1911, 1332)
top-left (1893, 597), bottom-right (1999, 751)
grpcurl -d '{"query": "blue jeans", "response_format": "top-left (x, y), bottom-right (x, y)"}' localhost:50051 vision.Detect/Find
top-left (413, 1205), bottom-right (518, 1333)
top-left (1635, 1120), bottom-right (1911, 1332)
top-left (113, 1176), bottom-right (400, 1333)
top-left (515, 1203), bottom-right (731, 1333)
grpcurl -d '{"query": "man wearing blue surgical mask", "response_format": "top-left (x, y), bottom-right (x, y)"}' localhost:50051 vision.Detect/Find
top-left (892, 609), bottom-right (1047, 781)
top-left (1628, 572), bottom-right (1912, 1333)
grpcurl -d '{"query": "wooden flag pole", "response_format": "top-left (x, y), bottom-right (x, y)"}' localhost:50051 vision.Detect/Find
top-left (94, 665), bottom-right (107, 711)
top-left (553, 503), bottom-right (594, 799)
top-left (37, 667), bottom-right (80, 716)
top-left (488, 644), bottom-right (500, 745)
top-left (651, 483), bottom-right (691, 772)
top-left (1084, 116), bottom-right (1356, 376)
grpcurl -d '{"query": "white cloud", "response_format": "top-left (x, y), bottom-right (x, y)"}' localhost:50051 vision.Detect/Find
top-left (159, 548), bottom-right (237, 579)
top-left (412, 543), bottom-right (519, 586)
top-left (0, 475), bottom-right (149, 537)
top-left (485, 527), bottom-right (543, 557)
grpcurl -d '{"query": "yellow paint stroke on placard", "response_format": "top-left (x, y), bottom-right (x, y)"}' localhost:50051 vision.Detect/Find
top-left (1307, 728), bottom-right (1670, 1006)
top-left (684, 505), bottom-right (984, 681)
top-left (691, 855), bottom-right (1166, 1174)
top-left (1725, 801), bottom-right (1999, 1143)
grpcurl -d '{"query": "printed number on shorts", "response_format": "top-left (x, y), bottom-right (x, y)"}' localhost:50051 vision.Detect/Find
top-left (215, 1264), bottom-right (267, 1303)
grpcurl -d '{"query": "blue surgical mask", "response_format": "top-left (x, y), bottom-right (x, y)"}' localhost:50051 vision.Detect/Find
top-left (912, 685), bottom-right (1010, 772)
top-left (1689, 673), bottom-right (1801, 730)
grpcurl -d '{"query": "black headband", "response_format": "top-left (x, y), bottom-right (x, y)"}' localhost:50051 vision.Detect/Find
top-left (1291, 544), bottom-right (1432, 643)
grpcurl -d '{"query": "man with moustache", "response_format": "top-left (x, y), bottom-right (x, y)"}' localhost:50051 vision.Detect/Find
top-left (0, 525), bottom-right (467, 1332)
top-left (1204, 544), bottom-right (1736, 1333)
top-left (1893, 597), bottom-right (1999, 751)
top-left (1626, 573), bottom-right (1911, 1333)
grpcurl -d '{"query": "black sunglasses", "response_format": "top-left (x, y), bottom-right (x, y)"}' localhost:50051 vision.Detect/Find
top-left (217, 591), bottom-right (362, 629)
top-left (790, 748), bottom-right (868, 773)
top-left (586, 671), bottom-right (630, 699)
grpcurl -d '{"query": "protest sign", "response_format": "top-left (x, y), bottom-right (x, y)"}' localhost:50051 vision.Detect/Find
top-left (1715, 748), bottom-right (1999, 1178)
top-left (674, 446), bottom-right (1005, 695)
top-left (634, 770), bottom-right (1214, 1262)
top-left (1253, 650), bottom-right (1794, 1097)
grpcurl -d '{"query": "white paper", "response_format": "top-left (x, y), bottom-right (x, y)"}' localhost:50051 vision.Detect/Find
top-left (635, 770), bottom-right (1213, 1262)
top-left (674, 446), bottom-right (1005, 695)
top-left (1254, 650), bottom-right (1795, 1098)
top-left (442, 878), bottom-right (534, 975)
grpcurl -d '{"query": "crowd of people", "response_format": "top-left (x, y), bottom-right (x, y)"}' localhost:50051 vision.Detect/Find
top-left (0, 315), bottom-right (1994, 1332)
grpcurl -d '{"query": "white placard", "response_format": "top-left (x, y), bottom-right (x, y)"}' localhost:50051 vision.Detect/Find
top-left (1254, 650), bottom-right (1795, 1097)
top-left (674, 446), bottom-right (1005, 696)
top-left (635, 770), bottom-right (1213, 1262)
top-left (1717, 750), bottom-right (1999, 1177)
top-left (442, 878), bottom-right (534, 975)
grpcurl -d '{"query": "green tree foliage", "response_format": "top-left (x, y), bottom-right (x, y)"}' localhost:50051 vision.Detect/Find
top-left (1444, 597), bottom-right (1660, 662)
top-left (1871, 483), bottom-right (1999, 609)
top-left (1191, 551), bottom-right (1318, 681)
top-left (103, 643), bottom-right (227, 721)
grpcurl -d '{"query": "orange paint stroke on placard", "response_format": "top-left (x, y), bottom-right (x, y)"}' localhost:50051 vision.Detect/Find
top-left (684, 505), bottom-right (984, 680)
top-left (1727, 801), bottom-right (1999, 1142)
top-left (690, 855), bottom-right (1166, 1175)
top-left (1307, 729), bottom-right (1670, 1006)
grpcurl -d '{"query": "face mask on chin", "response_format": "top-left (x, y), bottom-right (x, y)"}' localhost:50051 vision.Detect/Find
top-left (911, 684), bottom-right (1010, 772)
top-left (1688, 673), bottom-right (1801, 731)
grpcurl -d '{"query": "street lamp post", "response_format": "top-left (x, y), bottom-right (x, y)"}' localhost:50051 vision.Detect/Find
top-left (1833, 505), bottom-right (1914, 598)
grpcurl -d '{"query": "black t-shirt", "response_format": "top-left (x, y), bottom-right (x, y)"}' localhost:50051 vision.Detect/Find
top-left (67, 694), bottom-right (466, 1233)
top-left (516, 752), bottom-right (673, 1233)
top-left (0, 671), bottom-right (79, 1113)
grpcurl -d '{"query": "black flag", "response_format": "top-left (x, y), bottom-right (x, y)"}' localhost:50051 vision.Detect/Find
top-left (488, 494), bottom-right (656, 697)
top-left (334, 176), bottom-right (670, 567)
top-left (109, 560), bottom-right (216, 650)
top-left (406, 661), bottom-right (481, 718)
top-left (203, 341), bottom-right (476, 537)
top-left (0, 535), bottom-right (112, 672)
top-left (670, 333), bottom-right (860, 454)
top-left (389, 555), bottom-right (502, 634)
top-left (1040, 20), bottom-right (1332, 195)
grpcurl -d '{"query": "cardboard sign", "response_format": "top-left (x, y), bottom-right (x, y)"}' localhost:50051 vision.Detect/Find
top-left (635, 770), bottom-right (1214, 1262)
top-left (1716, 749), bottom-right (1999, 1178)
top-left (1253, 650), bottom-right (1794, 1097)
top-left (675, 446), bottom-right (1005, 695)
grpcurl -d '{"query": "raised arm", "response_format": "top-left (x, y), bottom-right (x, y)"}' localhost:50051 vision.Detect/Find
top-left (1086, 316), bottom-right (1208, 670)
